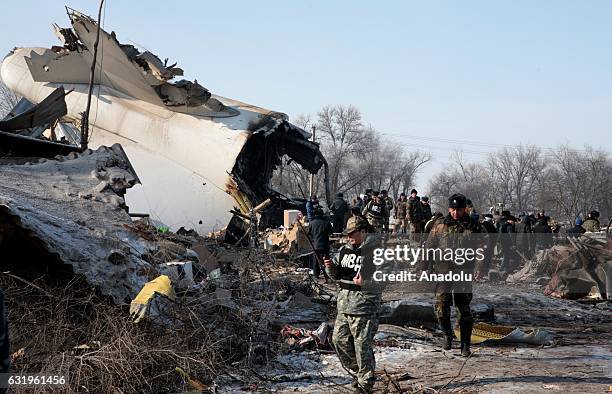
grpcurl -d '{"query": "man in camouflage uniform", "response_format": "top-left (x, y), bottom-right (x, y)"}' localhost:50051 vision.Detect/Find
top-left (325, 216), bottom-right (381, 393)
top-left (394, 193), bottom-right (409, 234)
top-left (425, 193), bottom-right (483, 357)
top-left (408, 189), bottom-right (424, 235)
top-left (362, 192), bottom-right (386, 233)
top-left (583, 210), bottom-right (601, 232)
top-left (380, 190), bottom-right (394, 233)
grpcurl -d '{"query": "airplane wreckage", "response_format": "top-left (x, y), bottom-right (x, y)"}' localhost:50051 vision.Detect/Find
top-left (1, 8), bottom-right (329, 237)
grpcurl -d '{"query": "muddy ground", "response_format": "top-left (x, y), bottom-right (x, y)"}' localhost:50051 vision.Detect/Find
top-left (221, 281), bottom-right (611, 393)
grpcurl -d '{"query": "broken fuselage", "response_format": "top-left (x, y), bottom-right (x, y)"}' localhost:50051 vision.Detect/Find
top-left (1, 9), bottom-right (326, 233)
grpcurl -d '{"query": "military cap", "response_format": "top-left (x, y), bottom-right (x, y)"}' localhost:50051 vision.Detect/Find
top-left (422, 196), bottom-right (429, 202)
top-left (345, 216), bottom-right (369, 234)
top-left (448, 193), bottom-right (467, 208)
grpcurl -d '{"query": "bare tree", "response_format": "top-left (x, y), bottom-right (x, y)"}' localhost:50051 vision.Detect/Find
top-left (486, 145), bottom-right (545, 212)
top-left (428, 145), bottom-right (611, 222)
top-left (317, 105), bottom-right (378, 195)
top-left (271, 106), bottom-right (431, 208)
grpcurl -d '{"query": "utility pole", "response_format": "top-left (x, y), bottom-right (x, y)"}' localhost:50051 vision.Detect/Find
top-left (308, 125), bottom-right (316, 198)
top-left (80, 0), bottom-right (104, 151)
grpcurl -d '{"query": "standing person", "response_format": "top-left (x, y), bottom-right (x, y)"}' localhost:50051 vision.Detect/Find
top-left (331, 192), bottom-right (350, 233)
top-left (362, 189), bottom-right (373, 208)
top-left (307, 208), bottom-right (333, 279)
top-left (362, 192), bottom-right (386, 233)
top-left (526, 212), bottom-right (537, 257)
top-left (324, 216), bottom-right (381, 393)
top-left (514, 214), bottom-right (531, 261)
top-left (425, 193), bottom-right (482, 357)
top-left (567, 218), bottom-right (587, 237)
top-left (380, 190), bottom-right (394, 233)
top-left (306, 195), bottom-right (320, 222)
top-left (353, 196), bottom-right (364, 212)
top-left (394, 193), bottom-right (409, 234)
top-left (476, 213), bottom-right (498, 278)
top-left (407, 189), bottom-right (424, 235)
top-left (499, 211), bottom-right (517, 272)
top-left (583, 210), bottom-right (601, 232)
top-left (420, 196), bottom-right (433, 229)
top-left (532, 215), bottom-right (552, 251)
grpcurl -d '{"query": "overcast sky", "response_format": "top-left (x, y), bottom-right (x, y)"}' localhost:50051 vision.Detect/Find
top-left (2, 1), bottom-right (610, 193)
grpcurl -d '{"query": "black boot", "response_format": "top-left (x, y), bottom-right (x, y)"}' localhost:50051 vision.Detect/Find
top-left (460, 321), bottom-right (473, 357)
top-left (438, 317), bottom-right (453, 350)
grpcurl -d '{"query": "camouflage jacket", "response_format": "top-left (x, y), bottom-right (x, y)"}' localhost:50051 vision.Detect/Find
top-left (407, 196), bottom-right (423, 222)
top-left (395, 200), bottom-right (408, 219)
top-left (383, 196), bottom-right (394, 216)
top-left (326, 234), bottom-right (382, 315)
top-left (425, 213), bottom-right (483, 274)
top-left (582, 218), bottom-right (600, 232)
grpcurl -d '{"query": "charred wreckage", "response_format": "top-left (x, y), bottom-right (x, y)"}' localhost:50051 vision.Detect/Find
top-left (1, 8), bottom-right (329, 240)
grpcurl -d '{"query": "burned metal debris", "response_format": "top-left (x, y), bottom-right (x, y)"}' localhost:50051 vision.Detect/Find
top-left (2, 7), bottom-right (328, 233)
top-left (0, 87), bottom-right (80, 157)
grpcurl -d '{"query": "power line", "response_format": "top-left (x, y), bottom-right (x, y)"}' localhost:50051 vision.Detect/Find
top-left (378, 131), bottom-right (596, 153)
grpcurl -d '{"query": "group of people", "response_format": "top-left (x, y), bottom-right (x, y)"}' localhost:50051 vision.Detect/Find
top-left (353, 189), bottom-right (433, 236)
top-left (476, 208), bottom-right (603, 273)
top-left (309, 189), bottom-right (605, 393)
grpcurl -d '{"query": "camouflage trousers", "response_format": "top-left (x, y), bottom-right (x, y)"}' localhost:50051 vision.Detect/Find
top-left (394, 218), bottom-right (409, 234)
top-left (332, 313), bottom-right (378, 391)
top-left (367, 218), bottom-right (384, 233)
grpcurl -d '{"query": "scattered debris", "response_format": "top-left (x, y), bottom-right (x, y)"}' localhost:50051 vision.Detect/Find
top-left (456, 322), bottom-right (554, 346)
top-left (129, 275), bottom-right (176, 323)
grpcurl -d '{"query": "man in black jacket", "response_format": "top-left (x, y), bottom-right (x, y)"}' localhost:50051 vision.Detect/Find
top-left (567, 218), bottom-right (587, 237)
top-left (307, 208), bottom-right (333, 279)
top-left (331, 192), bottom-right (350, 233)
top-left (533, 216), bottom-right (552, 251)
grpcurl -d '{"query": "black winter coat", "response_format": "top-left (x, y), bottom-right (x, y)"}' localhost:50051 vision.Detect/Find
top-left (308, 215), bottom-right (333, 252)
